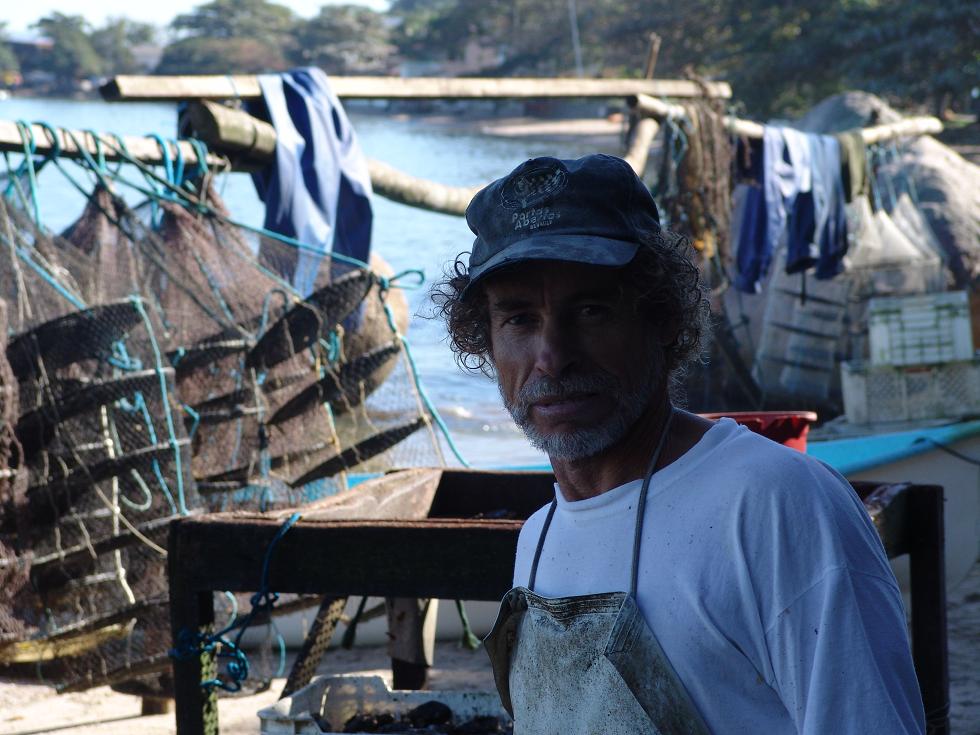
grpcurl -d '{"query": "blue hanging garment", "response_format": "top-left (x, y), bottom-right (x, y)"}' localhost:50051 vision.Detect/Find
top-left (733, 184), bottom-right (769, 293)
top-left (809, 135), bottom-right (848, 279)
top-left (762, 126), bottom-right (847, 279)
top-left (248, 67), bottom-right (373, 296)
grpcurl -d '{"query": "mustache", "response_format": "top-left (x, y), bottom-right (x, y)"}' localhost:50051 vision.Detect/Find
top-left (507, 372), bottom-right (620, 421)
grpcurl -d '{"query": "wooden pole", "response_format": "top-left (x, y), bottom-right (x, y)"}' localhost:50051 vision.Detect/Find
top-left (180, 100), bottom-right (276, 158)
top-left (628, 93), bottom-right (943, 142)
top-left (643, 33), bottom-right (662, 80)
top-left (101, 75), bottom-right (732, 102)
top-left (623, 117), bottom-right (660, 176)
top-left (0, 120), bottom-right (227, 168)
top-left (367, 159), bottom-right (479, 216)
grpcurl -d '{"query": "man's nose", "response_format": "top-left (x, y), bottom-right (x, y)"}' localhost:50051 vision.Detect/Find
top-left (533, 319), bottom-right (579, 378)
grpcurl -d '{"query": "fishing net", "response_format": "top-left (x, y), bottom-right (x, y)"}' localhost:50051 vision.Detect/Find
top-left (0, 130), bottom-right (444, 695)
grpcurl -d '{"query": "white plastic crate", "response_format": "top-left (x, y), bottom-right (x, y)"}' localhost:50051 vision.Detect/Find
top-left (258, 674), bottom-right (510, 735)
top-left (868, 291), bottom-right (972, 367)
top-left (841, 359), bottom-right (980, 424)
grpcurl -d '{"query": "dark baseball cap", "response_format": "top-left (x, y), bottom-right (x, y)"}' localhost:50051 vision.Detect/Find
top-left (463, 154), bottom-right (660, 295)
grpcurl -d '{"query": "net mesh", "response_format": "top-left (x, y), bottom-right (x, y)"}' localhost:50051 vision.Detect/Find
top-left (0, 147), bottom-right (441, 695)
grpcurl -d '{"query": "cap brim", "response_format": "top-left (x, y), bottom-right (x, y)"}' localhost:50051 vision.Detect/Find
top-left (463, 234), bottom-right (639, 297)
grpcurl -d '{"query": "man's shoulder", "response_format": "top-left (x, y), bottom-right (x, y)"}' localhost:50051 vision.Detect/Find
top-left (693, 419), bottom-right (852, 499)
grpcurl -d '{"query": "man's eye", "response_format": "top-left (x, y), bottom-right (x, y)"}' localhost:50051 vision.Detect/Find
top-left (503, 313), bottom-right (531, 327)
top-left (580, 304), bottom-right (609, 318)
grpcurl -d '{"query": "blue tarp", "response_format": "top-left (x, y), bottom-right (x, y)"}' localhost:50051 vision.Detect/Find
top-left (249, 67), bottom-right (373, 296)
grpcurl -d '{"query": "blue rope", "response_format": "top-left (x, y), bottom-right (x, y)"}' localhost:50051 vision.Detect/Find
top-left (130, 296), bottom-right (189, 515)
top-left (377, 282), bottom-right (469, 468)
top-left (170, 512), bottom-right (302, 692)
top-left (118, 390), bottom-right (178, 515)
top-left (13, 245), bottom-right (86, 309)
top-left (13, 121), bottom-right (42, 225)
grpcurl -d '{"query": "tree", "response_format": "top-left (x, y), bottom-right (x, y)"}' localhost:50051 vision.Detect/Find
top-left (30, 13), bottom-right (103, 88)
top-left (156, 37), bottom-right (289, 74)
top-left (291, 5), bottom-right (395, 74)
top-left (836, 0), bottom-right (980, 115)
top-left (90, 18), bottom-right (157, 75)
top-left (0, 24), bottom-right (19, 77)
top-left (158, 0), bottom-right (296, 74)
top-left (170, 0), bottom-right (296, 47)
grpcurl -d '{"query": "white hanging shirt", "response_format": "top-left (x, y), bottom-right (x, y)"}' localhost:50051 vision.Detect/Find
top-left (514, 418), bottom-right (925, 734)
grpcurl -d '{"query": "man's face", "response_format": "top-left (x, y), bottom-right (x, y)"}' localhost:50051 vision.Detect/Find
top-left (484, 260), bottom-right (665, 460)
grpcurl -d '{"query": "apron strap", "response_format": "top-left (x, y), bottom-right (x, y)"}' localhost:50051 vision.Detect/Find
top-left (630, 407), bottom-right (675, 598)
top-left (527, 499), bottom-right (557, 592)
top-left (527, 405), bottom-right (676, 597)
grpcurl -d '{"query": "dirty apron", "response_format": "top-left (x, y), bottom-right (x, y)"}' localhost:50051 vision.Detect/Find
top-left (485, 411), bottom-right (710, 734)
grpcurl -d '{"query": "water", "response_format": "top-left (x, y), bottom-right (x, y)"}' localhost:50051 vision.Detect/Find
top-left (1, 97), bottom-right (618, 467)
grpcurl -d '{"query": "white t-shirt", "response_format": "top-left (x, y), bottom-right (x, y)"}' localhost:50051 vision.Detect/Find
top-left (513, 418), bottom-right (925, 735)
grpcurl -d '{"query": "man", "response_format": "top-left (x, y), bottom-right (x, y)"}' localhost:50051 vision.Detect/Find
top-left (433, 154), bottom-right (925, 734)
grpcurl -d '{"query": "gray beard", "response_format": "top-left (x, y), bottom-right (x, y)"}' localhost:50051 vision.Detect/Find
top-left (501, 361), bottom-right (661, 461)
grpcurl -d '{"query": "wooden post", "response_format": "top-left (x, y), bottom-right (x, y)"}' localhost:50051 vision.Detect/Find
top-left (169, 520), bottom-right (219, 735)
top-left (623, 117), bottom-right (660, 176)
top-left (386, 597), bottom-right (438, 690)
top-left (622, 32), bottom-right (664, 178)
top-left (643, 33), bottom-right (662, 80)
top-left (908, 485), bottom-right (950, 735)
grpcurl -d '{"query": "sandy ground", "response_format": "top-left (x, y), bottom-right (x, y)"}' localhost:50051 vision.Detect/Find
top-left (1, 560), bottom-right (979, 734)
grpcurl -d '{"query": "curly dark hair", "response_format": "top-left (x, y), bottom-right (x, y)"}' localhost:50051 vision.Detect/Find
top-left (430, 228), bottom-right (710, 379)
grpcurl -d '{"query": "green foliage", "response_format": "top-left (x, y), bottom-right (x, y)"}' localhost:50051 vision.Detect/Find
top-left (30, 13), bottom-right (104, 86)
top-left (171, 0), bottom-right (296, 47)
top-left (156, 37), bottom-right (289, 75)
top-left (0, 24), bottom-right (19, 75)
top-left (389, 0), bottom-right (979, 116)
top-left (291, 5), bottom-right (394, 74)
top-left (158, 0), bottom-right (297, 74)
top-left (90, 18), bottom-right (157, 75)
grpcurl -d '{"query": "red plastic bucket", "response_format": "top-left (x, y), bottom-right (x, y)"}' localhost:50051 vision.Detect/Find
top-left (699, 411), bottom-right (818, 452)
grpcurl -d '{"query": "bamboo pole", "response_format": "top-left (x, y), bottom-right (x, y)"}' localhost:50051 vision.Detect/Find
top-left (628, 93), bottom-right (943, 142)
top-left (367, 159), bottom-right (479, 215)
top-left (181, 100), bottom-right (276, 157)
top-left (0, 119), bottom-right (227, 168)
top-left (101, 75), bottom-right (732, 102)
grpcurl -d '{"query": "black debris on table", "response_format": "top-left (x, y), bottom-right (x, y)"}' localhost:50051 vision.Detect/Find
top-left (339, 701), bottom-right (513, 733)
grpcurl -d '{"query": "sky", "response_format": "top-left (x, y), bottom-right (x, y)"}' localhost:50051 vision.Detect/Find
top-left (5, 0), bottom-right (390, 35)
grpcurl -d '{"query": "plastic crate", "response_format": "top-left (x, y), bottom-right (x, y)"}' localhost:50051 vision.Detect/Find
top-left (257, 675), bottom-right (510, 735)
top-left (840, 359), bottom-right (980, 424)
top-left (868, 291), bottom-right (972, 367)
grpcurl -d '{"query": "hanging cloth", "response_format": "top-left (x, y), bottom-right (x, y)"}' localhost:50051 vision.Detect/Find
top-left (248, 67), bottom-right (373, 297)
top-left (834, 131), bottom-right (869, 203)
top-left (763, 126), bottom-right (811, 274)
top-left (810, 135), bottom-right (848, 280)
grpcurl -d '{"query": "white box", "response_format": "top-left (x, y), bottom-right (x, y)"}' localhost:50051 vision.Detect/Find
top-left (841, 359), bottom-right (980, 424)
top-left (869, 291), bottom-right (972, 367)
top-left (258, 675), bottom-right (510, 735)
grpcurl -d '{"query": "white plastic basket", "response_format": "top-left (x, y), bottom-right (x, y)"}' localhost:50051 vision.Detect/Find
top-left (868, 291), bottom-right (972, 367)
top-left (841, 359), bottom-right (980, 424)
top-left (257, 674), bottom-right (510, 735)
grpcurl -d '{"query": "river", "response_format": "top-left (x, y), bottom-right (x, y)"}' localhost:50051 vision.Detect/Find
top-left (0, 96), bottom-right (619, 467)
